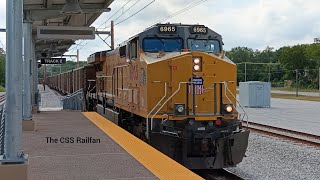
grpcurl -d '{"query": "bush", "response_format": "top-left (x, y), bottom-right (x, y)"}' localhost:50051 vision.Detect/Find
top-left (0, 86), bottom-right (5, 92)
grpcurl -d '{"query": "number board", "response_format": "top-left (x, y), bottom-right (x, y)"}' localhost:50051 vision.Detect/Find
top-left (158, 25), bottom-right (177, 33)
top-left (190, 25), bottom-right (208, 34)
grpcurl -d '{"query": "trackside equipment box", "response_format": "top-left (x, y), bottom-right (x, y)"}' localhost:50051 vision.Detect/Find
top-left (239, 81), bottom-right (271, 108)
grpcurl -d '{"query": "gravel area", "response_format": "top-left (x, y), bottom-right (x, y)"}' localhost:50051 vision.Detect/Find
top-left (240, 97), bottom-right (320, 136)
top-left (226, 132), bottom-right (320, 180)
top-left (39, 85), bottom-right (63, 111)
top-left (0, 92), bottom-right (5, 96)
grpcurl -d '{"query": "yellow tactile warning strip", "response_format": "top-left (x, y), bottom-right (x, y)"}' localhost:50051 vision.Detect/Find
top-left (83, 112), bottom-right (203, 180)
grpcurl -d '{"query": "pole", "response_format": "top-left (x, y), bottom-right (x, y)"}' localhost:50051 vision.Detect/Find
top-left (23, 11), bottom-right (32, 120)
top-left (44, 64), bottom-right (46, 90)
top-left (268, 64), bottom-right (271, 82)
top-left (77, 49), bottom-right (79, 68)
top-left (111, 21), bottom-right (115, 50)
top-left (2, 0), bottom-right (25, 163)
top-left (295, 69), bottom-right (298, 97)
top-left (244, 62), bottom-right (247, 82)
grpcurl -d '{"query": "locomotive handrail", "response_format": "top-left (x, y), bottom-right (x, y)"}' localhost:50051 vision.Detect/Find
top-left (146, 81), bottom-right (167, 140)
top-left (221, 81), bottom-right (249, 127)
top-left (150, 82), bottom-right (192, 133)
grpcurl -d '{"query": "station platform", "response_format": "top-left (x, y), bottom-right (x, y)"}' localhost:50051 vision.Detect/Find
top-left (23, 110), bottom-right (202, 180)
top-left (39, 85), bottom-right (63, 111)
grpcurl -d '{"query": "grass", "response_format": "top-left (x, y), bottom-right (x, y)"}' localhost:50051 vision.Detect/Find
top-left (272, 87), bottom-right (319, 93)
top-left (0, 86), bottom-right (5, 92)
top-left (236, 90), bottom-right (320, 102)
top-left (270, 93), bottom-right (320, 102)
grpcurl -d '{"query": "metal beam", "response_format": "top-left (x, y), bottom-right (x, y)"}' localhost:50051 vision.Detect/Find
top-left (23, 11), bottom-right (33, 121)
top-left (24, 3), bottom-right (110, 11)
top-left (1, 0), bottom-right (26, 163)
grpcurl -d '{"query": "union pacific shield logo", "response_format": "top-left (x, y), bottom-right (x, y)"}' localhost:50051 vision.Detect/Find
top-left (188, 77), bottom-right (204, 95)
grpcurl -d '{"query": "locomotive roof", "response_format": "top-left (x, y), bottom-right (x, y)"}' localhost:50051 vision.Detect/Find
top-left (89, 23), bottom-right (224, 57)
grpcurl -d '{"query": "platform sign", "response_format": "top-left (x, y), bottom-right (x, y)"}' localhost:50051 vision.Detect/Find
top-left (37, 26), bottom-right (95, 40)
top-left (41, 58), bottom-right (66, 64)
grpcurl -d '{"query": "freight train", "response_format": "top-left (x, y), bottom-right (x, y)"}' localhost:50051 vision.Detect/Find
top-left (46, 23), bottom-right (249, 169)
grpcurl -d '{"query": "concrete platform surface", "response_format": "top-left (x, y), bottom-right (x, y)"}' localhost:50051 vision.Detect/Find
top-left (39, 85), bottom-right (63, 111)
top-left (23, 111), bottom-right (157, 180)
top-left (243, 98), bottom-right (320, 136)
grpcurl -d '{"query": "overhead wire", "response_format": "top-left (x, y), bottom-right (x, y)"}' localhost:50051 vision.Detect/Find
top-left (76, 0), bottom-right (156, 52)
top-left (0, 39), bottom-right (5, 52)
top-left (111, 0), bottom-right (156, 27)
top-left (112, 0), bottom-right (143, 23)
top-left (68, 0), bottom-right (135, 53)
top-left (147, 0), bottom-right (208, 27)
top-left (98, 0), bottom-right (134, 29)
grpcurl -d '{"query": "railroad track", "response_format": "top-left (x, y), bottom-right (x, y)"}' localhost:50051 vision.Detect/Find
top-left (195, 169), bottom-right (244, 180)
top-left (245, 121), bottom-right (320, 147)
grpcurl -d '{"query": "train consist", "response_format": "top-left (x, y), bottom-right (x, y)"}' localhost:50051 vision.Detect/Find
top-left (46, 23), bottom-right (249, 169)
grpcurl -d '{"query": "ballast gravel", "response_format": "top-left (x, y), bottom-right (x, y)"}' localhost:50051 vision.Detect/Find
top-left (226, 132), bottom-right (320, 180)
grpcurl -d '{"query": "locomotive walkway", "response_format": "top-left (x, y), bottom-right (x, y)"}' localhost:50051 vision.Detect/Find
top-left (23, 86), bottom-right (202, 180)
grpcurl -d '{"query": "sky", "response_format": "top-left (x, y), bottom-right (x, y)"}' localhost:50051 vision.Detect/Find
top-left (0, 0), bottom-right (320, 61)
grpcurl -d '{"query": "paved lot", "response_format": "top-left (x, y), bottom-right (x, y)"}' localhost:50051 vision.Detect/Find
top-left (39, 85), bottom-right (63, 111)
top-left (242, 98), bottom-right (320, 136)
top-left (24, 111), bottom-right (157, 180)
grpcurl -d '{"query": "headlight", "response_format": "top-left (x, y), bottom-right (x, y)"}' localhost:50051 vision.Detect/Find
top-left (193, 58), bottom-right (201, 64)
top-left (225, 105), bottom-right (233, 113)
top-left (192, 57), bottom-right (202, 72)
top-left (194, 65), bottom-right (200, 71)
top-left (174, 104), bottom-right (185, 115)
top-left (177, 105), bottom-right (184, 113)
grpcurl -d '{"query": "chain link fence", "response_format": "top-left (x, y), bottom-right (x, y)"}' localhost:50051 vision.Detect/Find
top-left (237, 63), bottom-right (320, 95)
top-left (0, 102), bottom-right (5, 155)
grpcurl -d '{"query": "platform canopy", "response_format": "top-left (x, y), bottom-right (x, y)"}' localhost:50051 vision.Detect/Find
top-left (24, 0), bottom-right (114, 58)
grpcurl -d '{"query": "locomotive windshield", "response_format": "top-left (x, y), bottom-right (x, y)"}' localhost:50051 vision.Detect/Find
top-left (143, 38), bottom-right (183, 52)
top-left (188, 39), bottom-right (221, 53)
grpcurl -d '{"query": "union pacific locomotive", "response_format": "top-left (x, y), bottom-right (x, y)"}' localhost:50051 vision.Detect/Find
top-left (46, 23), bottom-right (249, 169)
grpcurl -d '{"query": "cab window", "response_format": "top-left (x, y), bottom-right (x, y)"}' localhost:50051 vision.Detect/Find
top-left (188, 39), bottom-right (221, 53)
top-left (130, 38), bottom-right (138, 59)
top-left (143, 38), bottom-right (183, 52)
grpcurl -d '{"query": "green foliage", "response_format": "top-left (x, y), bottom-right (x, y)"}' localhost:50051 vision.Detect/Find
top-left (226, 44), bottom-right (320, 89)
top-left (38, 61), bottom-right (88, 78)
top-left (0, 86), bottom-right (4, 92)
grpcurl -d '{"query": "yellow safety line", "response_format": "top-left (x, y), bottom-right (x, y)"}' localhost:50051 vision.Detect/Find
top-left (83, 112), bottom-right (203, 180)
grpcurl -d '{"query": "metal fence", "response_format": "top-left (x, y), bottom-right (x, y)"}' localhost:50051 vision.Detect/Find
top-left (0, 101), bottom-right (5, 155)
top-left (61, 89), bottom-right (84, 111)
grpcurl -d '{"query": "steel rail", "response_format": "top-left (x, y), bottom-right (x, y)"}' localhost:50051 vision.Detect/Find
top-left (246, 121), bottom-right (320, 147)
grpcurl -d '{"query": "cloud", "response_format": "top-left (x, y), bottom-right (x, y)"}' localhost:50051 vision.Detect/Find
top-left (0, 0), bottom-right (320, 61)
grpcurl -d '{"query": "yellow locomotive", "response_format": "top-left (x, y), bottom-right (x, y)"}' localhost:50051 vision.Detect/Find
top-left (86, 23), bottom-right (249, 169)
